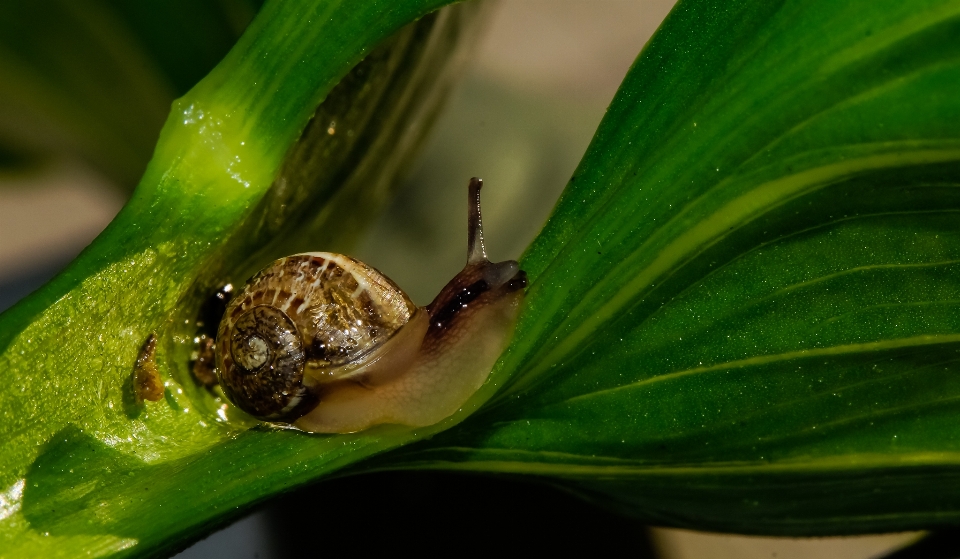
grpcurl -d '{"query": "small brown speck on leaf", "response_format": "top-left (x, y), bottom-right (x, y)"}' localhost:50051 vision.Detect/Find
top-left (134, 333), bottom-right (164, 403)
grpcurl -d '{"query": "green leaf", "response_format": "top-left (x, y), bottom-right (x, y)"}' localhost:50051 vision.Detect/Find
top-left (0, 1), bottom-right (480, 556)
top-left (372, 0), bottom-right (960, 535)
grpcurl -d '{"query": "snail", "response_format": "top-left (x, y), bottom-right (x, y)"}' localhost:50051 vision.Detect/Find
top-left (215, 178), bottom-right (527, 433)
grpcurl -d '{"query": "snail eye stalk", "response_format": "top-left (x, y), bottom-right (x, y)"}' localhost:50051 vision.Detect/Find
top-left (467, 176), bottom-right (487, 265)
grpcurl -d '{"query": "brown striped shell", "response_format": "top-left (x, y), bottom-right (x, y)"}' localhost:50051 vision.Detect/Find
top-left (215, 252), bottom-right (417, 420)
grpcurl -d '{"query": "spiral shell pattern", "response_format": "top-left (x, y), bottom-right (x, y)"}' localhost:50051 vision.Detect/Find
top-left (216, 253), bottom-right (417, 420)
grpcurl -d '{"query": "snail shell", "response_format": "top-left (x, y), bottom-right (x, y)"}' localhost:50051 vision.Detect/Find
top-left (215, 178), bottom-right (526, 433)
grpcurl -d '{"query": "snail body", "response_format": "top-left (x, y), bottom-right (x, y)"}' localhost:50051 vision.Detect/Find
top-left (215, 178), bottom-right (526, 433)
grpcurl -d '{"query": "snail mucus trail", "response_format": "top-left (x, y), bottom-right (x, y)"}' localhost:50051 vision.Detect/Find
top-left (215, 178), bottom-right (527, 433)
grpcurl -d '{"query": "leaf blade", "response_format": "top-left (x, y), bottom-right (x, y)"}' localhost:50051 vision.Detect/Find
top-left (380, 0), bottom-right (960, 533)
